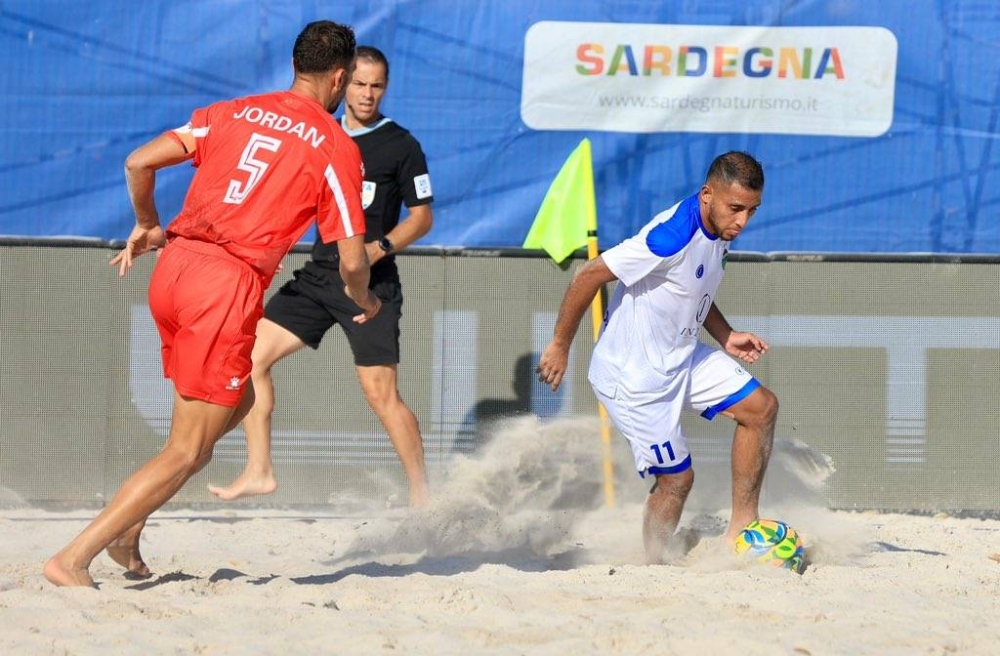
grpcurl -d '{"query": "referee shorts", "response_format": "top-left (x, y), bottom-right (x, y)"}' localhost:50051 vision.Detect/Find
top-left (264, 260), bottom-right (403, 366)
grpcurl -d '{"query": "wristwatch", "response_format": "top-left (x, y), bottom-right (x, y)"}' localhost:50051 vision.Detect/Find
top-left (377, 236), bottom-right (393, 253)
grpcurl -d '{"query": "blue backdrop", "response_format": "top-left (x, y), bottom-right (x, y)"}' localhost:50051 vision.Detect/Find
top-left (1, 1), bottom-right (998, 253)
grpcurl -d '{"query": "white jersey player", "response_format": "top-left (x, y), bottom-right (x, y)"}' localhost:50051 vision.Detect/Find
top-left (537, 151), bottom-right (778, 564)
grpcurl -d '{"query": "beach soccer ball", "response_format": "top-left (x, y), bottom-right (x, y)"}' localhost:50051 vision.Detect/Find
top-left (733, 519), bottom-right (807, 574)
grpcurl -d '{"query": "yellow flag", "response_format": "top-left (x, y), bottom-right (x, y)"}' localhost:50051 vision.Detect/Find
top-left (522, 138), bottom-right (596, 263)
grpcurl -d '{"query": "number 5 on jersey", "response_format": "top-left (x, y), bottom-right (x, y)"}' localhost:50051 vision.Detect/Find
top-left (224, 133), bottom-right (282, 204)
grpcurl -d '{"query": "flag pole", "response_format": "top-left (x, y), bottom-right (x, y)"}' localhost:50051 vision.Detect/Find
top-left (586, 223), bottom-right (616, 509)
top-left (522, 137), bottom-right (615, 508)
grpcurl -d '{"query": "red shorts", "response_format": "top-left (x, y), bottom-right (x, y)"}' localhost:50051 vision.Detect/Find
top-left (148, 237), bottom-right (264, 407)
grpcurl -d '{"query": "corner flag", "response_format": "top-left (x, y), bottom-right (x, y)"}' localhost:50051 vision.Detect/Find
top-left (525, 138), bottom-right (617, 508)
top-left (522, 138), bottom-right (596, 263)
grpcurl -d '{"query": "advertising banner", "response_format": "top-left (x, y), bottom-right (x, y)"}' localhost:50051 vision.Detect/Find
top-left (522, 22), bottom-right (897, 137)
top-left (1, 1), bottom-right (997, 254)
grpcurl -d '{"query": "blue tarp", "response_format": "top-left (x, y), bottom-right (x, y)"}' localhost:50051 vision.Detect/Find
top-left (1, 1), bottom-right (998, 253)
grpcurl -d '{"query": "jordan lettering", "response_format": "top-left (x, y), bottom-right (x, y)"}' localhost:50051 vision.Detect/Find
top-left (232, 106), bottom-right (326, 148)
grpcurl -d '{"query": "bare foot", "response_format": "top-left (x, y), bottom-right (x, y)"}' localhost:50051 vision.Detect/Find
top-left (43, 554), bottom-right (97, 588)
top-left (207, 472), bottom-right (277, 501)
top-left (666, 527), bottom-right (703, 559)
top-left (645, 552), bottom-right (667, 566)
top-left (106, 537), bottom-right (151, 579)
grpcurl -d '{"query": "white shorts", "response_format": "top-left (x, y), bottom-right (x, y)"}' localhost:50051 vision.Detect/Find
top-left (592, 342), bottom-right (759, 478)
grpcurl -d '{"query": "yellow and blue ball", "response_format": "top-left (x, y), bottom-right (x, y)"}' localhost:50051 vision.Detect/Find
top-left (734, 519), bottom-right (807, 574)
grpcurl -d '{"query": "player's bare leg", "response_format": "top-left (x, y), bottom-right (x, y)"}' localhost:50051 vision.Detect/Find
top-left (102, 387), bottom-right (257, 579)
top-left (208, 319), bottom-right (305, 501)
top-left (357, 364), bottom-right (429, 508)
top-left (721, 386), bottom-right (778, 543)
top-left (643, 468), bottom-right (695, 564)
top-left (105, 519), bottom-right (150, 578)
top-left (44, 391), bottom-right (237, 587)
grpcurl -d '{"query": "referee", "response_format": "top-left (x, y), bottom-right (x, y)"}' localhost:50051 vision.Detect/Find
top-left (209, 46), bottom-right (433, 507)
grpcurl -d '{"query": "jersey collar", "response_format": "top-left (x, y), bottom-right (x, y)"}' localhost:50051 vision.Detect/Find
top-left (690, 194), bottom-right (719, 241)
top-left (339, 116), bottom-right (393, 137)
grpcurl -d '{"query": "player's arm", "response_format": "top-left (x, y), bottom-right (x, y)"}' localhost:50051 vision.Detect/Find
top-left (112, 130), bottom-right (195, 277)
top-left (537, 256), bottom-right (618, 391)
top-left (366, 203), bottom-right (433, 265)
top-left (323, 138), bottom-right (379, 321)
top-left (125, 130), bottom-right (196, 228)
top-left (704, 302), bottom-right (769, 364)
top-left (336, 234), bottom-right (381, 323)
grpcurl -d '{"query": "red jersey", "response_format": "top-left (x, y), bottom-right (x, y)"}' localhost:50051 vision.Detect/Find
top-left (166, 90), bottom-right (366, 283)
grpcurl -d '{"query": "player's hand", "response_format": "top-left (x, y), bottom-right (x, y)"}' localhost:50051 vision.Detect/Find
top-left (349, 289), bottom-right (381, 324)
top-left (536, 341), bottom-right (569, 391)
top-left (724, 330), bottom-right (769, 364)
top-left (110, 224), bottom-right (166, 277)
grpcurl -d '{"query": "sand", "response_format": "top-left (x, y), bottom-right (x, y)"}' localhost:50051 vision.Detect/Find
top-left (1, 417), bottom-right (998, 655)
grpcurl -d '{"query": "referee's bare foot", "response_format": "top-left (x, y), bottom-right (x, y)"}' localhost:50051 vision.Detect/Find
top-left (43, 554), bottom-right (96, 588)
top-left (207, 472), bottom-right (277, 501)
top-left (106, 536), bottom-right (151, 579)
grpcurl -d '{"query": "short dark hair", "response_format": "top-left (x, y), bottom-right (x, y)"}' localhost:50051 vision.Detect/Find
top-left (356, 45), bottom-right (390, 79)
top-left (293, 20), bottom-right (356, 75)
top-left (706, 151), bottom-right (764, 191)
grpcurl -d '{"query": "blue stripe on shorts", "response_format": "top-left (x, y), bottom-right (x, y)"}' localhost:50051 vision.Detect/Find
top-left (640, 454), bottom-right (693, 478)
top-left (700, 378), bottom-right (760, 420)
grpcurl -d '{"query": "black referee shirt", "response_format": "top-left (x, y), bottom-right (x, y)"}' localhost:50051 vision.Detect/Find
top-left (311, 118), bottom-right (433, 282)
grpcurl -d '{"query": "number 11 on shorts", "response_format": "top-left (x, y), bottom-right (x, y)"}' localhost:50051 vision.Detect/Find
top-left (650, 441), bottom-right (676, 464)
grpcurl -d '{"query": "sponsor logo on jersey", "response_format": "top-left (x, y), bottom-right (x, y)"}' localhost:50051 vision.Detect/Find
top-left (696, 293), bottom-right (711, 323)
top-left (414, 173), bottom-right (433, 200)
top-left (696, 264), bottom-right (704, 278)
top-left (361, 181), bottom-right (376, 209)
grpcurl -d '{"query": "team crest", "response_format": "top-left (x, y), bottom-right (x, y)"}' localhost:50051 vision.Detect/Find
top-left (361, 181), bottom-right (376, 209)
top-left (225, 376), bottom-right (241, 391)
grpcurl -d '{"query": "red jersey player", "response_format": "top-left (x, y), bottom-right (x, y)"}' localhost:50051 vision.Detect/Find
top-left (44, 20), bottom-right (379, 587)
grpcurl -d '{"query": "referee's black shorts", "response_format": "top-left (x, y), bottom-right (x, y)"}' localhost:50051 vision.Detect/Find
top-left (264, 260), bottom-right (402, 366)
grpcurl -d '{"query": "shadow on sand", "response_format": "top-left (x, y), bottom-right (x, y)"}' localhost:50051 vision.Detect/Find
top-left (122, 546), bottom-right (595, 591)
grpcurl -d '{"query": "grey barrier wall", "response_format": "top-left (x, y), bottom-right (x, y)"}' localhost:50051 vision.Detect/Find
top-left (0, 245), bottom-right (998, 513)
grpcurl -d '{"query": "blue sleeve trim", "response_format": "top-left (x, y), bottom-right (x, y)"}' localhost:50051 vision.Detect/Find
top-left (700, 378), bottom-right (761, 420)
top-left (639, 454), bottom-right (693, 477)
top-left (645, 194), bottom-right (701, 257)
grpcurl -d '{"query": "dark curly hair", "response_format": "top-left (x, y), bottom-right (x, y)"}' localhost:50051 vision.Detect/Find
top-left (292, 20), bottom-right (356, 75)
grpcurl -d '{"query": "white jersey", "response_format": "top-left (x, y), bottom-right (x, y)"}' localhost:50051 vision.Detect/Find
top-left (589, 193), bottom-right (729, 398)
